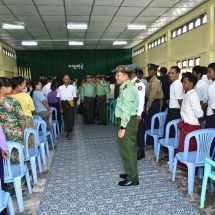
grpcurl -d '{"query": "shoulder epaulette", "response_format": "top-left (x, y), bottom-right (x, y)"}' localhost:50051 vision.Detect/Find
top-left (135, 79), bottom-right (141, 84)
top-left (122, 84), bottom-right (127, 90)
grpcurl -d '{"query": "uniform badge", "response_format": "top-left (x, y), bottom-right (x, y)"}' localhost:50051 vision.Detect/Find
top-left (138, 86), bottom-right (142, 91)
top-left (123, 84), bottom-right (127, 90)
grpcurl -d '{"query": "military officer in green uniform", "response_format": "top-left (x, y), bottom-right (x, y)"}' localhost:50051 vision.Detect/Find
top-left (95, 75), bottom-right (110, 125)
top-left (113, 65), bottom-right (139, 186)
top-left (81, 75), bottom-right (96, 124)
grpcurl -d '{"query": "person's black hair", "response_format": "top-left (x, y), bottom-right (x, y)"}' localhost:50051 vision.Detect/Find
top-left (183, 73), bottom-right (198, 87)
top-left (192, 66), bottom-right (203, 77)
top-left (136, 70), bottom-right (143, 76)
top-left (122, 72), bottom-right (131, 78)
top-left (11, 76), bottom-right (25, 89)
top-left (51, 83), bottom-right (57, 91)
top-left (160, 67), bottom-right (167, 75)
top-left (30, 80), bottom-right (40, 97)
top-left (47, 76), bottom-right (53, 81)
top-left (109, 77), bottom-right (116, 84)
top-left (171, 66), bottom-right (180, 73)
top-left (202, 66), bottom-right (208, 75)
top-left (0, 77), bottom-right (12, 88)
top-left (208, 63), bottom-right (215, 72)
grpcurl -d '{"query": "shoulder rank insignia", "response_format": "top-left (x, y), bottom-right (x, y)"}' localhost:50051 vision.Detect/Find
top-left (122, 84), bottom-right (127, 90)
top-left (135, 79), bottom-right (141, 84)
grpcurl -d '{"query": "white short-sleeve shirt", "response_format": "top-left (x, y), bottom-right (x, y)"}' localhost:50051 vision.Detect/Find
top-left (207, 81), bottom-right (215, 116)
top-left (57, 84), bottom-right (76, 100)
top-left (169, 79), bottom-right (183, 109)
top-left (131, 77), bottom-right (145, 116)
top-left (194, 79), bottom-right (208, 104)
top-left (42, 83), bottom-right (52, 97)
top-left (181, 89), bottom-right (203, 125)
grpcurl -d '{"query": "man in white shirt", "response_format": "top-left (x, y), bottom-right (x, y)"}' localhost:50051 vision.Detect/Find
top-left (130, 70), bottom-right (146, 160)
top-left (177, 73), bottom-right (204, 169)
top-left (42, 76), bottom-right (53, 97)
top-left (192, 66), bottom-right (208, 113)
top-left (165, 66), bottom-right (183, 134)
top-left (136, 70), bottom-right (148, 94)
top-left (57, 74), bottom-right (76, 140)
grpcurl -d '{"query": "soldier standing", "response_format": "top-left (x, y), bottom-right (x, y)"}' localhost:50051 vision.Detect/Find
top-left (144, 64), bottom-right (164, 149)
top-left (113, 65), bottom-right (139, 186)
top-left (81, 75), bottom-right (96, 125)
top-left (95, 75), bottom-right (109, 125)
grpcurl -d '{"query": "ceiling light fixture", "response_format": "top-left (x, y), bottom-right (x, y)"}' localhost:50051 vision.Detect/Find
top-left (127, 24), bottom-right (146, 30)
top-left (21, 41), bottom-right (38, 46)
top-left (2, 24), bottom-right (25, 29)
top-left (69, 41), bottom-right (84, 45)
top-left (67, 24), bottom-right (88, 30)
top-left (113, 41), bottom-right (127, 45)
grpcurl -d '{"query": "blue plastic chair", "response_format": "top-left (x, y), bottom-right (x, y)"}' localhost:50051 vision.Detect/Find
top-left (144, 112), bottom-right (167, 156)
top-left (3, 142), bottom-right (32, 212)
top-left (172, 129), bottom-right (215, 195)
top-left (33, 114), bottom-right (42, 120)
top-left (50, 107), bottom-right (60, 139)
top-left (200, 158), bottom-right (215, 208)
top-left (156, 118), bottom-right (182, 171)
top-left (0, 179), bottom-right (15, 215)
top-left (24, 128), bottom-right (42, 184)
top-left (33, 119), bottom-right (50, 165)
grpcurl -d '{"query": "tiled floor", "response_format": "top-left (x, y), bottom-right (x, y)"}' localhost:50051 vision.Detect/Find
top-left (10, 115), bottom-right (215, 214)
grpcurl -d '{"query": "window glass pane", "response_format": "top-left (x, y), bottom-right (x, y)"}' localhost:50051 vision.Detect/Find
top-left (188, 59), bottom-right (194, 67)
top-left (177, 28), bottom-right (182, 35)
top-left (182, 60), bottom-right (187, 68)
top-left (157, 39), bottom-right (161, 45)
top-left (151, 42), bottom-right (154, 48)
top-left (177, 61), bottom-right (181, 68)
top-left (195, 18), bottom-right (201, 27)
top-left (183, 25), bottom-right (187, 33)
top-left (195, 57), bottom-right (201, 65)
top-left (172, 31), bottom-right (176, 38)
top-left (154, 41), bottom-right (157, 46)
top-left (188, 22), bottom-right (194, 30)
top-left (202, 14), bottom-right (207, 24)
top-left (161, 37), bottom-right (164, 43)
top-left (149, 44), bottom-right (151, 49)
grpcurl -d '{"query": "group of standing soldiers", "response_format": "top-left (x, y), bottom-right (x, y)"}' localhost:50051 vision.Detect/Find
top-left (78, 75), bottom-right (110, 125)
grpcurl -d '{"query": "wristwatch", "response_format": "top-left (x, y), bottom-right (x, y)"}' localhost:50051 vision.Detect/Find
top-left (120, 126), bottom-right (126, 130)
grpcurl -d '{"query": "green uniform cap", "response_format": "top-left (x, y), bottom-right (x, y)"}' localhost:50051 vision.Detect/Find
top-left (112, 65), bottom-right (135, 73)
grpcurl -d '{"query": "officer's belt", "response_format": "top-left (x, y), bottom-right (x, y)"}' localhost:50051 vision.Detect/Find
top-left (116, 115), bottom-right (137, 121)
top-left (97, 95), bottom-right (106, 97)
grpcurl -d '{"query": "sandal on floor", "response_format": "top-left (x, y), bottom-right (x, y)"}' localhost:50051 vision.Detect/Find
top-left (146, 144), bottom-right (152, 149)
top-left (161, 156), bottom-right (169, 161)
top-left (67, 133), bottom-right (72, 140)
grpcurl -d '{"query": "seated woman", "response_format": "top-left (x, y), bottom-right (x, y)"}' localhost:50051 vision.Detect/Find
top-left (178, 73), bottom-right (204, 169)
top-left (0, 77), bottom-right (26, 193)
top-left (10, 76), bottom-right (36, 149)
top-left (30, 80), bottom-right (52, 131)
top-left (47, 83), bottom-right (61, 131)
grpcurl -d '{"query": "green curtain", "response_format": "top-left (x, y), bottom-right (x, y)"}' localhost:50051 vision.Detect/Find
top-left (16, 49), bottom-right (132, 85)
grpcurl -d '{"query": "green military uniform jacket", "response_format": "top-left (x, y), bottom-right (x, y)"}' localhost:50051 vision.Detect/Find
top-left (80, 82), bottom-right (96, 100)
top-left (115, 80), bottom-right (138, 128)
top-left (96, 81), bottom-right (110, 99)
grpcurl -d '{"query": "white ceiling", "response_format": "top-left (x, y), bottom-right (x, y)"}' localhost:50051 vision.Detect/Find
top-left (0, 0), bottom-right (208, 50)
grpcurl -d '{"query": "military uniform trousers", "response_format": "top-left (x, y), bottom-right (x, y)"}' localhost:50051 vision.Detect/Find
top-left (97, 95), bottom-right (107, 124)
top-left (117, 116), bottom-right (139, 182)
top-left (143, 99), bottom-right (160, 146)
top-left (84, 96), bottom-right (95, 123)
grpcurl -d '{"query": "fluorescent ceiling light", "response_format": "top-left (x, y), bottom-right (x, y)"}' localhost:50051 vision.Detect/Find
top-left (67, 24), bottom-right (87, 29)
top-left (2, 24), bottom-right (25, 29)
top-left (22, 41), bottom-right (38, 46)
top-left (69, 41), bottom-right (84, 46)
top-left (127, 24), bottom-right (146, 30)
top-left (113, 41), bottom-right (127, 45)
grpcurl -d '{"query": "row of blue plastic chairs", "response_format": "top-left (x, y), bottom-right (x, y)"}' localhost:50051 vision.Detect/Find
top-left (107, 104), bottom-right (215, 208)
top-left (1, 108), bottom-right (61, 214)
